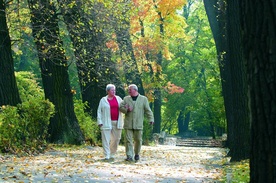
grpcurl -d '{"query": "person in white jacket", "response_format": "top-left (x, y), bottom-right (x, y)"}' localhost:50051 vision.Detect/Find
top-left (97, 84), bottom-right (123, 160)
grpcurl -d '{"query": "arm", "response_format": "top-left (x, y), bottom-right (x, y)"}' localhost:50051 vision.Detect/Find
top-left (119, 98), bottom-right (128, 114)
top-left (97, 99), bottom-right (103, 126)
top-left (144, 97), bottom-right (154, 123)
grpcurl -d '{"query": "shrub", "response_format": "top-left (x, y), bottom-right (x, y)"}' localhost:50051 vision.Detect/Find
top-left (74, 99), bottom-right (100, 146)
top-left (0, 72), bottom-right (55, 155)
top-left (0, 99), bottom-right (54, 154)
top-left (143, 119), bottom-right (153, 145)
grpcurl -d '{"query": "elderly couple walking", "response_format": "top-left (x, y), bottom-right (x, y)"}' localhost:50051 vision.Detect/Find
top-left (97, 84), bottom-right (154, 161)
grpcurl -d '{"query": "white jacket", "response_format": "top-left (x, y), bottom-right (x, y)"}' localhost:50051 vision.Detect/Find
top-left (97, 95), bottom-right (123, 130)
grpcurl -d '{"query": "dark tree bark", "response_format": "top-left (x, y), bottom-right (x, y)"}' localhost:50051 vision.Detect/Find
top-left (177, 110), bottom-right (190, 134)
top-left (153, 87), bottom-right (161, 133)
top-left (58, 1), bottom-right (124, 118)
top-left (203, 0), bottom-right (235, 153)
top-left (226, 0), bottom-right (250, 161)
top-left (139, 14), bottom-right (162, 134)
top-left (151, 6), bottom-right (165, 134)
top-left (204, 0), bottom-right (250, 160)
top-left (0, 0), bottom-right (21, 106)
top-left (240, 0), bottom-right (276, 182)
top-left (27, 0), bottom-right (84, 144)
top-left (200, 68), bottom-right (217, 139)
top-left (114, 24), bottom-right (145, 95)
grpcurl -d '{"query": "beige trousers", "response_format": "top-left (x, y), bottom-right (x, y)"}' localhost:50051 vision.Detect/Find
top-left (101, 121), bottom-right (122, 159)
top-left (125, 129), bottom-right (143, 158)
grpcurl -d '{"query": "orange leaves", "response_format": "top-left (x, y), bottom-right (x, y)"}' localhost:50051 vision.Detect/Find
top-left (130, 0), bottom-right (187, 71)
top-left (133, 37), bottom-right (161, 56)
top-left (164, 81), bottom-right (185, 94)
top-left (132, 0), bottom-right (154, 18)
top-left (105, 40), bottom-right (119, 52)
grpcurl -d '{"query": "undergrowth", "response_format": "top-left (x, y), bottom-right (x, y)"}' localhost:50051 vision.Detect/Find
top-left (223, 159), bottom-right (250, 182)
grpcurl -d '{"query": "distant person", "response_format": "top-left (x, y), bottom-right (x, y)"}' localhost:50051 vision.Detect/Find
top-left (97, 84), bottom-right (123, 160)
top-left (119, 84), bottom-right (154, 161)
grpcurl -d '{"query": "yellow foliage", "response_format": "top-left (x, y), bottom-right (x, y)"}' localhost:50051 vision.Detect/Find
top-left (155, 0), bottom-right (187, 17)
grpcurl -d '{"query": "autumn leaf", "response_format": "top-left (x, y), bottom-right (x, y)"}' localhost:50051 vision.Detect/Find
top-left (0, 143), bottom-right (248, 182)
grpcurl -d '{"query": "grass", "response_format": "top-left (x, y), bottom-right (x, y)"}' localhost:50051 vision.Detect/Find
top-left (223, 159), bottom-right (250, 182)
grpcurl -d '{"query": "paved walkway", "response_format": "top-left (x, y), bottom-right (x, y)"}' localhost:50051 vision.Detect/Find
top-left (0, 144), bottom-right (229, 182)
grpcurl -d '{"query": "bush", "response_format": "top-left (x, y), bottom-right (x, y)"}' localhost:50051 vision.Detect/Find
top-left (0, 72), bottom-right (55, 155)
top-left (143, 119), bottom-right (153, 145)
top-left (74, 99), bottom-right (100, 146)
top-left (0, 100), bottom-right (54, 154)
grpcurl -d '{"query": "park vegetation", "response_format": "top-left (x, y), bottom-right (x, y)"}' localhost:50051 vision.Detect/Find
top-left (0, 0), bottom-right (275, 182)
top-left (1, 0), bottom-right (226, 151)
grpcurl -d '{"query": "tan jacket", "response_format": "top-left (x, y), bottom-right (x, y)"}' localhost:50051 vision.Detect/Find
top-left (119, 95), bottom-right (154, 130)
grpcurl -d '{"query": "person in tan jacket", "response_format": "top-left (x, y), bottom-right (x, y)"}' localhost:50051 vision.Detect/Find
top-left (119, 84), bottom-right (154, 161)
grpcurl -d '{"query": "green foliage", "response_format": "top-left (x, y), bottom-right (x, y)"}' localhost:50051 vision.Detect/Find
top-left (222, 159), bottom-right (250, 183)
top-left (6, 1), bottom-right (40, 74)
top-left (0, 99), bottom-right (54, 155)
top-left (74, 99), bottom-right (100, 145)
top-left (161, 0), bottom-right (226, 136)
top-left (143, 119), bottom-right (154, 145)
top-left (15, 71), bottom-right (44, 101)
top-left (0, 72), bottom-right (55, 155)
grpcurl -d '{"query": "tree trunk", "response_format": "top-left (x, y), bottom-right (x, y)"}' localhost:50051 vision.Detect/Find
top-left (240, 0), bottom-right (276, 182)
top-left (153, 89), bottom-right (161, 133)
top-left (152, 8), bottom-right (165, 134)
top-left (0, 0), bottom-right (21, 106)
top-left (203, 0), bottom-right (234, 149)
top-left (58, 1), bottom-right (125, 118)
top-left (201, 67), bottom-right (217, 139)
top-left (27, 0), bottom-right (84, 144)
top-left (115, 24), bottom-right (145, 95)
top-left (226, 0), bottom-right (250, 161)
top-left (177, 110), bottom-right (190, 134)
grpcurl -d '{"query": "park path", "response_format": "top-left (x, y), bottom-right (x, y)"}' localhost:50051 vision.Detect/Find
top-left (0, 142), bottom-right (229, 183)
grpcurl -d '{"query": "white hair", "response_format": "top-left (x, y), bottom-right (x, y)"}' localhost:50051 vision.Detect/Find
top-left (128, 84), bottom-right (138, 91)
top-left (106, 84), bottom-right (115, 92)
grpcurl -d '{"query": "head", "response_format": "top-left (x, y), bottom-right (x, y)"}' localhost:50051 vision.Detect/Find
top-left (128, 84), bottom-right (139, 97)
top-left (106, 84), bottom-right (116, 96)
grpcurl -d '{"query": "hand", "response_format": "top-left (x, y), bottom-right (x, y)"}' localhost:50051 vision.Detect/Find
top-left (126, 104), bottom-right (133, 112)
top-left (149, 122), bottom-right (154, 125)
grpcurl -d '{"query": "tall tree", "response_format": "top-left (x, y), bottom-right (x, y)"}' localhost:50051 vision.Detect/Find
top-left (165, 0), bottom-right (225, 137)
top-left (130, 0), bottom-right (187, 133)
top-left (27, 0), bottom-right (84, 144)
top-left (0, 0), bottom-right (21, 106)
top-left (151, 0), bottom-right (167, 133)
top-left (112, 1), bottom-right (145, 95)
top-left (58, 0), bottom-right (124, 118)
top-left (226, 0), bottom-right (250, 161)
top-left (203, 0), bottom-right (249, 160)
top-left (240, 0), bottom-right (276, 182)
top-left (204, 0), bottom-right (249, 161)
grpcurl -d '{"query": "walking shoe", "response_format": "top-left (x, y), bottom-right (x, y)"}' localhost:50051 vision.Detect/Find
top-left (125, 155), bottom-right (133, 161)
top-left (102, 158), bottom-right (110, 162)
top-left (134, 155), bottom-right (139, 161)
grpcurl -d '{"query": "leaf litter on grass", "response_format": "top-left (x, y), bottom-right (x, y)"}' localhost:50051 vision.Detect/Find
top-left (0, 144), bottom-right (231, 183)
